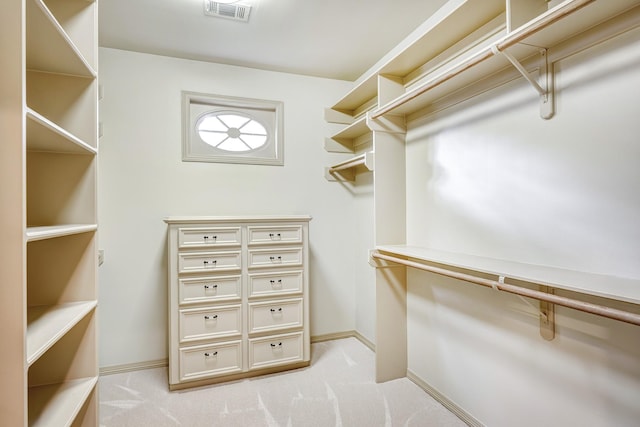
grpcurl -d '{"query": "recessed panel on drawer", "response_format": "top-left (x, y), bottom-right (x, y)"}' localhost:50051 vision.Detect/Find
top-left (179, 275), bottom-right (241, 305)
top-left (248, 247), bottom-right (302, 269)
top-left (178, 227), bottom-right (241, 248)
top-left (179, 340), bottom-right (242, 382)
top-left (248, 225), bottom-right (302, 245)
top-left (248, 298), bottom-right (303, 334)
top-left (248, 270), bottom-right (303, 298)
top-left (248, 332), bottom-right (303, 371)
top-left (179, 304), bottom-right (241, 343)
top-left (178, 250), bottom-right (241, 274)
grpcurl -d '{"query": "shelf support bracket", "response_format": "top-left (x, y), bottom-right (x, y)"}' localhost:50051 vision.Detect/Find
top-left (493, 46), bottom-right (554, 119)
top-left (539, 286), bottom-right (555, 340)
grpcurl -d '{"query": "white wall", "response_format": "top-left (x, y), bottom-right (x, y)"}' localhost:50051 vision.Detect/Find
top-left (404, 27), bottom-right (640, 426)
top-left (97, 48), bottom-right (356, 368)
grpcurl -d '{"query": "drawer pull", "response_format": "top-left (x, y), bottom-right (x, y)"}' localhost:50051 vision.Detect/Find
top-left (204, 314), bottom-right (218, 320)
top-left (204, 284), bottom-right (218, 290)
top-left (203, 235), bottom-right (218, 242)
top-left (269, 233), bottom-right (282, 239)
top-left (269, 279), bottom-right (283, 286)
top-left (269, 256), bottom-right (282, 262)
top-left (270, 342), bottom-right (283, 348)
top-left (203, 260), bottom-right (218, 267)
top-left (204, 351), bottom-right (218, 357)
top-left (270, 307), bottom-right (283, 313)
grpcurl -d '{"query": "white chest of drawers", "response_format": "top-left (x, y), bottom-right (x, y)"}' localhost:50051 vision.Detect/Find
top-left (165, 216), bottom-right (311, 390)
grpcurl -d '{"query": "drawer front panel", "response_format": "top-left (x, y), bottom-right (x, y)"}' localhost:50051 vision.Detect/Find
top-left (248, 270), bottom-right (303, 298)
top-left (179, 305), bottom-right (241, 343)
top-left (248, 225), bottom-right (302, 245)
top-left (248, 332), bottom-right (303, 370)
top-left (178, 227), bottom-right (241, 249)
top-left (248, 298), bottom-right (303, 334)
top-left (248, 247), bottom-right (302, 269)
top-left (179, 250), bottom-right (241, 274)
top-left (179, 275), bottom-right (241, 305)
top-left (179, 340), bottom-right (242, 381)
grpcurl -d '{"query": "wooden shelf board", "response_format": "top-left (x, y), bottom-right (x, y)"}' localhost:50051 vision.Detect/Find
top-left (26, 0), bottom-right (96, 77)
top-left (376, 245), bottom-right (640, 305)
top-left (330, 0), bottom-right (505, 114)
top-left (26, 301), bottom-right (97, 366)
top-left (26, 109), bottom-right (97, 155)
top-left (28, 376), bottom-right (98, 427)
top-left (26, 224), bottom-right (98, 242)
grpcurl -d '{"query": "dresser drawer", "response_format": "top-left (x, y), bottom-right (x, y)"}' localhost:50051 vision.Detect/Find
top-left (248, 298), bottom-right (303, 334)
top-left (178, 250), bottom-right (241, 274)
top-left (248, 247), bottom-right (302, 269)
top-left (248, 270), bottom-right (303, 298)
top-left (178, 227), bottom-right (241, 249)
top-left (179, 275), bottom-right (241, 305)
top-left (179, 305), bottom-right (241, 343)
top-left (248, 225), bottom-right (302, 245)
top-left (248, 332), bottom-right (303, 370)
top-left (179, 340), bottom-right (242, 381)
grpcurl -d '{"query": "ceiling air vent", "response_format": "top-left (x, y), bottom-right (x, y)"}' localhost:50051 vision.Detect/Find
top-left (204, 1), bottom-right (251, 22)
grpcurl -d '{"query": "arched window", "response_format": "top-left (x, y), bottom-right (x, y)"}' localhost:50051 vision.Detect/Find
top-left (183, 92), bottom-right (283, 165)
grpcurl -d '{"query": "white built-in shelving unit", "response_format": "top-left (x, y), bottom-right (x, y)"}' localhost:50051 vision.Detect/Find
top-left (323, 0), bottom-right (640, 382)
top-left (1, 0), bottom-right (99, 425)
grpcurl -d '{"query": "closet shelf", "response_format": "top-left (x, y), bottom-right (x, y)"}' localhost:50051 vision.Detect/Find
top-left (371, 0), bottom-right (639, 120)
top-left (324, 116), bottom-right (371, 153)
top-left (26, 109), bottom-right (97, 155)
top-left (28, 376), bottom-right (98, 427)
top-left (325, 152), bottom-right (374, 182)
top-left (328, 0), bottom-right (505, 118)
top-left (26, 301), bottom-right (97, 366)
top-left (373, 245), bottom-right (640, 306)
top-left (26, 0), bottom-right (96, 77)
top-left (26, 224), bottom-right (98, 242)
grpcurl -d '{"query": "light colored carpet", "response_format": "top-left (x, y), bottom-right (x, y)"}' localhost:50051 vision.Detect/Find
top-left (99, 337), bottom-right (466, 426)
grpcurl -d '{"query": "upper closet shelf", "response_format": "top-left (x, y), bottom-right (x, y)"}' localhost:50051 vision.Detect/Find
top-left (26, 109), bottom-right (97, 155)
top-left (324, 116), bottom-right (371, 153)
top-left (374, 245), bottom-right (640, 306)
top-left (26, 0), bottom-right (96, 77)
top-left (372, 0), bottom-right (639, 120)
top-left (327, 0), bottom-right (505, 119)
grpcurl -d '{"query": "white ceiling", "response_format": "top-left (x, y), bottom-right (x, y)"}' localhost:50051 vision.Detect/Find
top-left (99, 0), bottom-right (449, 81)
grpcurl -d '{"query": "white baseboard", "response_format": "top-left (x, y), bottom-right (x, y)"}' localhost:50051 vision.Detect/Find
top-left (407, 369), bottom-right (485, 427)
top-left (100, 359), bottom-right (168, 376)
top-left (311, 330), bottom-right (375, 351)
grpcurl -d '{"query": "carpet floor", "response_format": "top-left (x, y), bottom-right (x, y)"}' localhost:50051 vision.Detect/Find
top-left (99, 337), bottom-right (466, 426)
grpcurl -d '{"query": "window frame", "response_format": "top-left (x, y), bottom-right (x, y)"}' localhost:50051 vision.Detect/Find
top-left (182, 91), bottom-right (284, 166)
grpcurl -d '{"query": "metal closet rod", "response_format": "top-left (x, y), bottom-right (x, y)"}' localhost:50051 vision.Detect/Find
top-left (371, 251), bottom-right (640, 327)
top-left (371, 0), bottom-right (594, 119)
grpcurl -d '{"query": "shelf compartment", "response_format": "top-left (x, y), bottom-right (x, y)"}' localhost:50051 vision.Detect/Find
top-left (27, 71), bottom-right (98, 148)
top-left (26, 0), bottom-right (96, 77)
top-left (374, 245), bottom-right (640, 306)
top-left (325, 152), bottom-right (374, 182)
top-left (26, 301), bottom-right (97, 366)
top-left (26, 108), bottom-right (97, 155)
top-left (324, 116), bottom-right (371, 153)
top-left (372, 0), bottom-right (639, 120)
top-left (27, 152), bottom-right (97, 227)
top-left (28, 376), bottom-right (98, 427)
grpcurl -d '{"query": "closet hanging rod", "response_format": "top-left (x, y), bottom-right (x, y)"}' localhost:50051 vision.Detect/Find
top-left (371, 251), bottom-right (640, 327)
top-left (371, 0), bottom-right (594, 119)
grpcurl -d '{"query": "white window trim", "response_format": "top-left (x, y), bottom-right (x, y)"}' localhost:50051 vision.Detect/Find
top-left (182, 91), bottom-right (284, 166)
